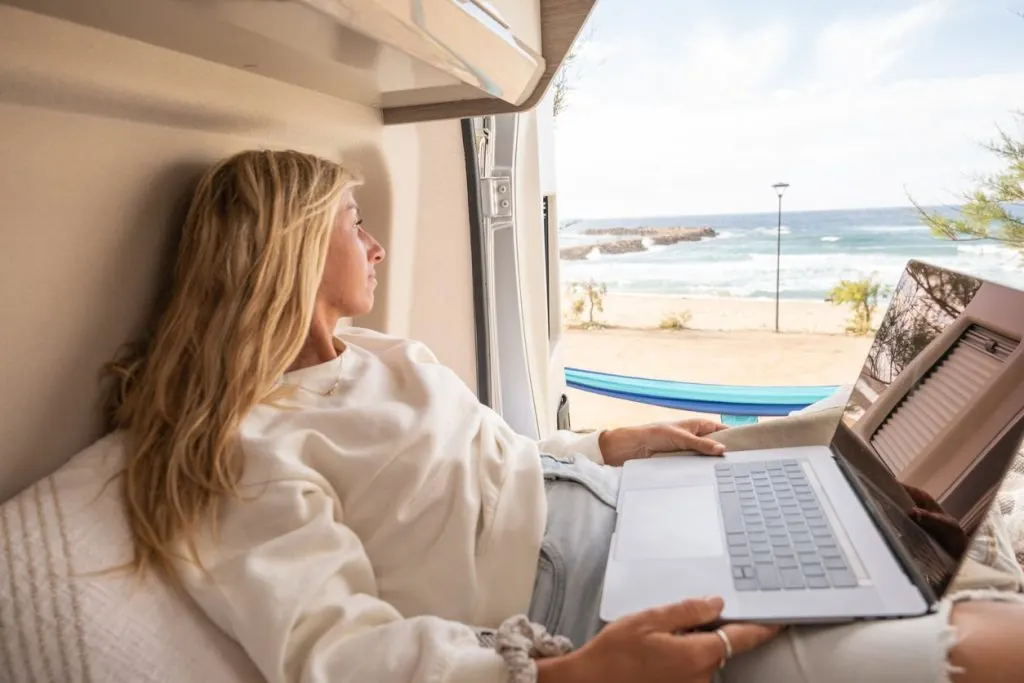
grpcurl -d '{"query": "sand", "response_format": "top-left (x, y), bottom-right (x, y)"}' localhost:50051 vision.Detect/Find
top-left (578, 292), bottom-right (858, 334)
top-left (560, 293), bottom-right (874, 430)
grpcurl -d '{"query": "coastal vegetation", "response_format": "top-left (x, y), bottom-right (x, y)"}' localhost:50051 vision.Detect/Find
top-left (913, 112), bottom-right (1023, 258)
top-left (659, 310), bottom-right (693, 330)
top-left (566, 279), bottom-right (608, 328)
top-left (826, 275), bottom-right (891, 336)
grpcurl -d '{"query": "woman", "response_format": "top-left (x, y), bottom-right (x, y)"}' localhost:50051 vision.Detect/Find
top-left (107, 150), bottom-right (1024, 683)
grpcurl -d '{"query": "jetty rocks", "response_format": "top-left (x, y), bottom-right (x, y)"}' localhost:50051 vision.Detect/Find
top-left (559, 226), bottom-right (717, 261)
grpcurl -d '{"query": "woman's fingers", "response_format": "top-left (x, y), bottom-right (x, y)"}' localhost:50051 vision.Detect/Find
top-left (910, 508), bottom-right (967, 555)
top-left (693, 436), bottom-right (727, 456)
top-left (642, 597), bottom-right (725, 632)
top-left (717, 622), bottom-right (783, 656)
top-left (662, 425), bottom-right (726, 455)
top-left (671, 623), bottom-right (783, 671)
top-left (904, 484), bottom-right (943, 513)
top-left (678, 419), bottom-right (729, 436)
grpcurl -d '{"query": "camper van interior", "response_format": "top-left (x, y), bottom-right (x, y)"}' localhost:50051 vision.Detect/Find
top-left (5, 1), bottom-right (1024, 683)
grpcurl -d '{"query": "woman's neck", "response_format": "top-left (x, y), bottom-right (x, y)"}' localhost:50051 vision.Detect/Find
top-left (288, 316), bottom-right (342, 371)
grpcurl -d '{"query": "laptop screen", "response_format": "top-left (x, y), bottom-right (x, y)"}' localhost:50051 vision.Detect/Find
top-left (829, 260), bottom-right (1024, 597)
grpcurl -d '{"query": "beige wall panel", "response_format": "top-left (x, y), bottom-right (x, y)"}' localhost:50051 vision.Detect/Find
top-left (0, 7), bottom-right (384, 501)
top-left (0, 5), bottom-right (480, 502)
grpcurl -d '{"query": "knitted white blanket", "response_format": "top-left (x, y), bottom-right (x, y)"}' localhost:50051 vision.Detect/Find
top-left (995, 448), bottom-right (1024, 569)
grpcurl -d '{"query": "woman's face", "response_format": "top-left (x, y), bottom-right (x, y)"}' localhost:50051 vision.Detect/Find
top-left (319, 189), bottom-right (385, 319)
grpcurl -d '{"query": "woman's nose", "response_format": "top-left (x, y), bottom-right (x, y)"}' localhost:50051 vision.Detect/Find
top-left (370, 239), bottom-right (385, 263)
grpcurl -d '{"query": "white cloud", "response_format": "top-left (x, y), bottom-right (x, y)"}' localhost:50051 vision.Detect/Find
top-left (561, 19), bottom-right (792, 113)
top-left (552, 1), bottom-right (1023, 218)
top-left (813, 0), bottom-right (953, 87)
top-left (554, 71), bottom-right (1024, 218)
top-left (667, 21), bottom-right (792, 102)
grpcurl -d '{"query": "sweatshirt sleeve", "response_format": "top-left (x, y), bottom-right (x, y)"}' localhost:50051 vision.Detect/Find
top-left (536, 429), bottom-right (605, 464)
top-left (177, 478), bottom-right (510, 683)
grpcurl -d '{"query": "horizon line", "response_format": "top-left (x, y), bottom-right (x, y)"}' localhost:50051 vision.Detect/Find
top-left (560, 202), bottom-right (964, 225)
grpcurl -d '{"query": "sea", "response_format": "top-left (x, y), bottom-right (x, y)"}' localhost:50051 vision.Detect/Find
top-left (557, 205), bottom-right (1024, 301)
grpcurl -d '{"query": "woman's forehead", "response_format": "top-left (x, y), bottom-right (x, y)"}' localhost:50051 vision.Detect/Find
top-left (341, 188), bottom-right (358, 208)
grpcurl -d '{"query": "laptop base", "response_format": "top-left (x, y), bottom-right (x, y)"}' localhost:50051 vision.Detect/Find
top-left (599, 448), bottom-right (929, 624)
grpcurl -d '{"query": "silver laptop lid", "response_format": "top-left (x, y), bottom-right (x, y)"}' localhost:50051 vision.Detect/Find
top-left (828, 260), bottom-right (1024, 599)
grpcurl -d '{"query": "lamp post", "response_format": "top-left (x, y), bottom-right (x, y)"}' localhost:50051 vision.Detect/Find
top-left (771, 182), bottom-right (790, 333)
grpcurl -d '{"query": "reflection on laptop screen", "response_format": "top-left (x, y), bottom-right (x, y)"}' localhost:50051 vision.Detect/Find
top-left (830, 260), bottom-right (1024, 597)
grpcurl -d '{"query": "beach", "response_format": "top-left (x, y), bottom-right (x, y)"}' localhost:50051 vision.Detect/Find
top-left (556, 205), bottom-right (1023, 430)
top-left (561, 293), bottom-right (874, 430)
top-left (574, 292), bottom-right (858, 334)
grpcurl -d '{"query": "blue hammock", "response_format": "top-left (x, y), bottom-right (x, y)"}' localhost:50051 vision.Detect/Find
top-left (564, 367), bottom-right (838, 417)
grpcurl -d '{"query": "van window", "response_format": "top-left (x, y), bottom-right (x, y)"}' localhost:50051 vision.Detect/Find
top-left (552, 0), bottom-right (1024, 431)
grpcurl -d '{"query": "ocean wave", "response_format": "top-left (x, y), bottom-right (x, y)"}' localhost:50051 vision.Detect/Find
top-left (560, 248), bottom-right (1024, 300)
top-left (956, 242), bottom-right (1021, 258)
top-left (748, 225), bottom-right (791, 236)
top-left (859, 224), bottom-right (931, 233)
top-left (557, 210), bottom-right (1024, 300)
top-left (563, 251), bottom-right (904, 296)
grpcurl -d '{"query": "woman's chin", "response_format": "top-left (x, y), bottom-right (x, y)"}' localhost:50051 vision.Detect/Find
top-left (352, 294), bottom-right (375, 318)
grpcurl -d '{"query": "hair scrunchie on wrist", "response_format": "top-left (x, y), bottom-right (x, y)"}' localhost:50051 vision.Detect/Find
top-left (486, 615), bottom-right (573, 683)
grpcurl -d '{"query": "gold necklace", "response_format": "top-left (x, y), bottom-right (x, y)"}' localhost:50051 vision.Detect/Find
top-left (323, 374), bottom-right (342, 397)
top-left (281, 366), bottom-right (343, 397)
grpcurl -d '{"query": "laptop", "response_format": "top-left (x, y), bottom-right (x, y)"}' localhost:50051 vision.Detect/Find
top-left (599, 260), bottom-right (1024, 624)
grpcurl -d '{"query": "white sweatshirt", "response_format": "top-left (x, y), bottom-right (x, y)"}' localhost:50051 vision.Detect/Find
top-left (177, 328), bottom-right (605, 683)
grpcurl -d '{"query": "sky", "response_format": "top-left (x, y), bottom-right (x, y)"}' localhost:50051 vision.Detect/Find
top-left (553, 0), bottom-right (1024, 218)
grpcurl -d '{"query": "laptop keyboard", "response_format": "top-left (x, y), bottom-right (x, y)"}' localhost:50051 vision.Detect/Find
top-left (715, 460), bottom-right (858, 591)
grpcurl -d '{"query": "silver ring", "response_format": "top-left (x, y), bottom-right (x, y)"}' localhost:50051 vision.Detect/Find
top-left (714, 628), bottom-right (733, 669)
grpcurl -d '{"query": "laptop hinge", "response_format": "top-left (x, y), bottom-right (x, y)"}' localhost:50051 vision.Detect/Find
top-left (832, 453), bottom-right (940, 606)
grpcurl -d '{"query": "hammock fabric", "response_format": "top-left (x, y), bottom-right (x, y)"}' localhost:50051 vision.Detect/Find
top-left (564, 367), bottom-right (838, 417)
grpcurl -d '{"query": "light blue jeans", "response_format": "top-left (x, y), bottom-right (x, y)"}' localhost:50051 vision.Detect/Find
top-left (526, 453), bottom-right (1023, 683)
top-left (527, 453), bottom-right (621, 648)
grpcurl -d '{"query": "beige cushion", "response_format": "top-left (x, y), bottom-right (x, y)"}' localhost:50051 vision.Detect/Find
top-left (711, 408), bottom-right (847, 453)
top-left (0, 432), bottom-right (264, 683)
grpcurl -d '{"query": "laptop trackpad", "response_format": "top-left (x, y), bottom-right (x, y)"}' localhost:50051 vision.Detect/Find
top-left (616, 486), bottom-right (724, 560)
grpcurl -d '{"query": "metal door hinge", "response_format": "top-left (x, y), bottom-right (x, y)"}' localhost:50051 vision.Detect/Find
top-left (480, 173), bottom-right (513, 220)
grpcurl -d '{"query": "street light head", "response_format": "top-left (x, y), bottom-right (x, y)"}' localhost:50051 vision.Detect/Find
top-left (772, 182), bottom-right (790, 197)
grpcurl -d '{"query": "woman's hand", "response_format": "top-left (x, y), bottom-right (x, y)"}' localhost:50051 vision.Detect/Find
top-left (537, 597), bottom-right (780, 683)
top-left (598, 419), bottom-right (728, 467)
top-left (903, 484), bottom-right (968, 558)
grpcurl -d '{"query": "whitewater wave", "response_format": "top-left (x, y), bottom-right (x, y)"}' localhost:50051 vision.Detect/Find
top-left (558, 210), bottom-right (1024, 300)
top-left (560, 247), bottom-right (1024, 300)
top-left (956, 242), bottom-right (1021, 259)
top-left (748, 225), bottom-right (791, 236)
top-left (860, 224), bottom-right (931, 234)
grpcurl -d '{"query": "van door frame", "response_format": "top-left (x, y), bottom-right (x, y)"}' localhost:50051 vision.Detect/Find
top-left (462, 114), bottom-right (541, 439)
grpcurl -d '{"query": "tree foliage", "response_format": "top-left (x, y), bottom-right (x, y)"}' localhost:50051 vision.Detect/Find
top-left (914, 115), bottom-right (1024, 255)
top-left (566, 279), bottom-right (607, 327)
top-left (552, 28), bottom-right (595, 119)
top-left (826, 275), bottom-right (891, 336)
top-left (551, 48), bottom-right (578, 119)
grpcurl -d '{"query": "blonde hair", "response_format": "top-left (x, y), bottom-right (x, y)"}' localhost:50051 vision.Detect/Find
top-left (105, 149), bottom-right (361, 578)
